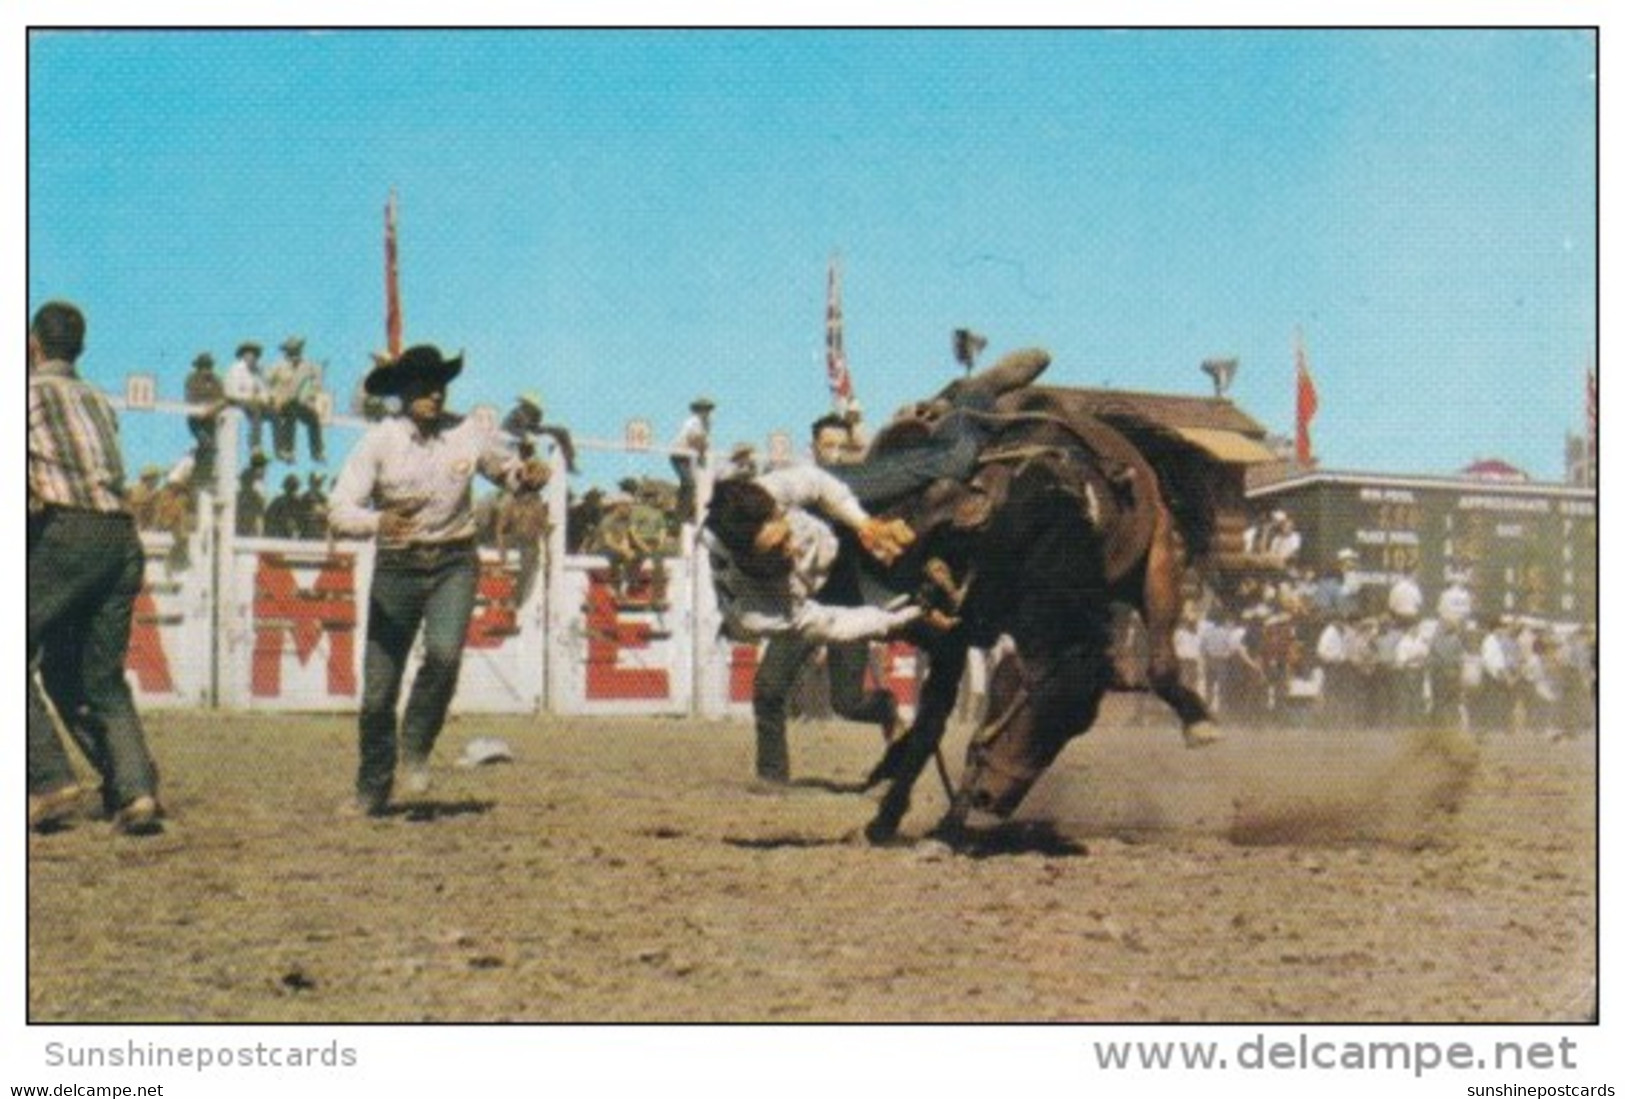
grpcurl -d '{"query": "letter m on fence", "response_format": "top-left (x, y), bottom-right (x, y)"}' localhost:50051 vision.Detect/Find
top-left (252, 552), bottom-right (358, 697)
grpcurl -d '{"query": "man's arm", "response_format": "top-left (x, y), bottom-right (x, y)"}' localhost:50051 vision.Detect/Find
top-left (725, 600), bottom-right (920, 645)
top-left (759, 464), bottom-right (914, 564)
top-left (326, 431), bottom-right (382, 537)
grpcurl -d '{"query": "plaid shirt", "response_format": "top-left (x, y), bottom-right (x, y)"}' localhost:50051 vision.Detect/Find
top-left (28, 359), bottom-right (130, 514)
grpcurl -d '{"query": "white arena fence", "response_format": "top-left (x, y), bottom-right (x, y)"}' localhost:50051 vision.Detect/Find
top-left (112, 404), bottom-right (922, 718)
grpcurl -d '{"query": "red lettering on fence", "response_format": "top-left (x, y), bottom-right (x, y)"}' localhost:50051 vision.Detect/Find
top-left (870, 642), bottom-right (920, 707)
top-left (466, 561), bottom-right (520, 650)
top-left (584, 569), bottom-right (670, 700)
top-left (729, 643), bottom-right (758, 703)
top-left (251, 553), bottom-right (357, 697)
top-left (126, 588), bottom-right (176, 694)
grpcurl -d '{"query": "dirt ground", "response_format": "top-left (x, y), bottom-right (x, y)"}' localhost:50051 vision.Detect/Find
top-left (27, 700), bottom-right (1595, 1023)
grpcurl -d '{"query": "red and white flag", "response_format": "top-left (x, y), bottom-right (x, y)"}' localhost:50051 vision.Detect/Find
top-left (385, 191), bottom-right (403, 357)
top-left (1295, 329), bottom-right (1319, 467)
top-left (825, 255), bottom-right (854, 415)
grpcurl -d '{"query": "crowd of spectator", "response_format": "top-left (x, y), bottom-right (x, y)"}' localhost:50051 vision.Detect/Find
top-left (1167, 538), bottom-right (1596, 741)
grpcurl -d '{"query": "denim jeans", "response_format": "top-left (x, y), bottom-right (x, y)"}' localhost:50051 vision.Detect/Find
top-left (274, 401), bottom-right (325, 463)
top-left (356, 542), bottom-right (479, 802)
top-left (27, 510), bottom-right (160, 808)
top-left (752, 637), bottom-right (895, 782)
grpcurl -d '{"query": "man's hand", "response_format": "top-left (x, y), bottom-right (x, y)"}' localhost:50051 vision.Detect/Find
top-left (378, 511), bottom-right (415, 541)
top-left (857, 517), bottom-right (915, 566)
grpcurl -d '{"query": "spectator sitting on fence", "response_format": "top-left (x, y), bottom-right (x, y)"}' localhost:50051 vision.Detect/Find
top-left (593, 481), bottom-right (671, 604)
top-left (224, 340), bottom-right (271, 454)
top-left (236, 451), bottom-right (270, 536)
top-left (184, 351), bottom-right (228, 485)
top-left (263, 473), bottom-right (308, 539)
top-left (267, 336), bottom-right (326, 464)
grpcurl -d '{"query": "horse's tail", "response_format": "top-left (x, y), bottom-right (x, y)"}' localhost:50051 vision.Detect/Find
top-left (1086, 409), bottom-right (1218, 561)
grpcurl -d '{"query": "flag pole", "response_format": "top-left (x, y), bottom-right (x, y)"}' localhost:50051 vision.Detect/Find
top-left (385, 190), bottom-right (403, 357)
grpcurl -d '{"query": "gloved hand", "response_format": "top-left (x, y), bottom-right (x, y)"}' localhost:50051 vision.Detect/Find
top-left (858, 517), bottom-right (916, 566)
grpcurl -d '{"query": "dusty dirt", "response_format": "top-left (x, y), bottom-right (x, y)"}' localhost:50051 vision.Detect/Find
top-left (27, 700), bottom-right (1595, 1023)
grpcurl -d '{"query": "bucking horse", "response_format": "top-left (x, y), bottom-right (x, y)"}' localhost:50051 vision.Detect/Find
top-left (856, 352), bottom-right (1222, 848)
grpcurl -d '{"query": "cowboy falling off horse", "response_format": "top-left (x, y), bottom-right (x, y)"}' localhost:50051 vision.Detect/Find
top-left (701, 346), bottom-right (1225, 849)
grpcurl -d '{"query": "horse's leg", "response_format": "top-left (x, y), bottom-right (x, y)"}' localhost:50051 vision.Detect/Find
top-left (939, 640), bottom-right (1109, 844)
top-left (865, 641), bottom-right (967, 845)
top-left (1142, 507), bottom-right (1220, 747)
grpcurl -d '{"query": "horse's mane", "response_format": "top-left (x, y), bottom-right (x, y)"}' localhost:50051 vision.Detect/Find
top-left (1079, 406), bottom-right (1219, 560)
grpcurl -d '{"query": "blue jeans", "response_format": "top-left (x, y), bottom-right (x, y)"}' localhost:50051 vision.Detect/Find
top-left (27, 510), bottom-right (160, 808)
top-left (828, 399), bottom-right (991, 508)
top-left (357, 542), bottom-right (479, 803)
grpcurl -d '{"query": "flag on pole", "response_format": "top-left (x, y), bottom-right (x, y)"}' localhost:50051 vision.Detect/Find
top-left (1294, 329), bottom-right (1319, 466)
top-left (385, 191), bottom-right (403, 357)
top-left (825, 255), bottom-right (854, 415)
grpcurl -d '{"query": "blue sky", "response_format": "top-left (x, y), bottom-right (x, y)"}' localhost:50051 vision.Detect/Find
top-left (27, 28), bottom-right (1597, 484)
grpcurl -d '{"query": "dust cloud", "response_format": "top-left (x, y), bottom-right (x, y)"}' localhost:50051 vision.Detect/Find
top-left (1020, 718), bottom-right (1481, 849)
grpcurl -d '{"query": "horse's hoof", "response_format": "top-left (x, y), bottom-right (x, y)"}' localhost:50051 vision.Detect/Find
top-left (864, 816), bottom-right (905, 846)
top-left (1182, 721), bottom-right (1222, 749)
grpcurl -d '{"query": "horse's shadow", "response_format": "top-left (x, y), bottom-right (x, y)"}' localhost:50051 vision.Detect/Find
top-left (724, 819), bottom-right (1088, 859)
top-left (389, 798), bottom-right (496, 823)
top-left (950, 820), bottom-right (1089, 859)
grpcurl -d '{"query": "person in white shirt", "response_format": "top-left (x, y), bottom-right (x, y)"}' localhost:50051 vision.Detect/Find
top-left (223, 340), bottom-right (271, 455)
top-left (1387, 571), bottom-right (1423, 622)
top-left (670, 396), bottom-right (713, 523)
top-left (329, 345), bottom-right (548, 816)
top-left (701, 465), bottom-right (922, 646)
top-left (740, 415), bottom-right (907, 784)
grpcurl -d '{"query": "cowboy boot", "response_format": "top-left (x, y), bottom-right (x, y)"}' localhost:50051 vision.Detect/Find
top-left (954, 347), bottom-right (1052, 405)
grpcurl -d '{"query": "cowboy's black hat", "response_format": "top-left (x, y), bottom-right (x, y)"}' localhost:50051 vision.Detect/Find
top-left (364, 344), bottom-right (464, 397)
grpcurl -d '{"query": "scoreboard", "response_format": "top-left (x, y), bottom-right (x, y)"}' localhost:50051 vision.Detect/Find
top-left (1249, 471), bottom-right (1597, 624)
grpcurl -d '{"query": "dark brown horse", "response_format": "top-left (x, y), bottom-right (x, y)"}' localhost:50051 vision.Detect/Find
top-left (860, 387), bottom-right (1218, 846)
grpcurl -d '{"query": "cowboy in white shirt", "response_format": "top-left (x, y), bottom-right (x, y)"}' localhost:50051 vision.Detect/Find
top-left (223, 340), bottom-right (271, 454)
top-left (329, 345), bottom-right (547, 816)
top-left (702, 465), bottom-right (924, 645)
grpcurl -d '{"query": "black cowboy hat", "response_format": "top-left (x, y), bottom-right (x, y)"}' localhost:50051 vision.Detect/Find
top-left (236, 340), bottom-right (263, 358)
top-left (364, 344), bottom-right (464, 397)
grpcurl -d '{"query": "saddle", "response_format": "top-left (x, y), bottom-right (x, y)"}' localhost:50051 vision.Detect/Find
top-left (890, 394), bottom-right (1161, 588)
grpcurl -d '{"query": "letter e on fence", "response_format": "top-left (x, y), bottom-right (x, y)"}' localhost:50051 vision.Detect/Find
top-left (584, 569), bottom-right (669, 700)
